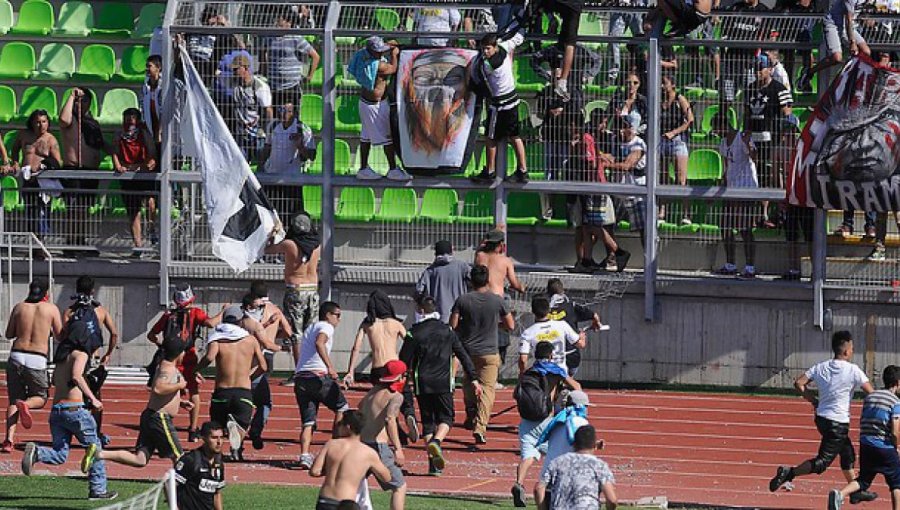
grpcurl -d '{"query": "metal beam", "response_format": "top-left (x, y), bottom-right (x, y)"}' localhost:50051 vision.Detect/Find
top-left (644, 38), bottom-right (660, 323)
top-left (319, 0), bottom-right (341, 302)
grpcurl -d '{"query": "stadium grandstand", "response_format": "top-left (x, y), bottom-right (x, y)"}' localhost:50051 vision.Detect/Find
top-left (1, 0), bottom-right (900, 507)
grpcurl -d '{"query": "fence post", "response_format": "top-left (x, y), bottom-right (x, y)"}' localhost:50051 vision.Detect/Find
top-left (812, 208), bottom-right (826, 328)
top-left (495, 140), bottom-right (508, 232)
top-left (158, 8), bottom-right (177, 306)
top-left (643, 38), bottom-right (661, 322)
top-left (319, 1), bottom-right (341, 302)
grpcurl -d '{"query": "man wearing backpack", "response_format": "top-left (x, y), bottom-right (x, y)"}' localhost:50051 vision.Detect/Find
top-left (512, 342), bottom-right (581, 507)
top-left (62, 276), bottom-right (119, 447)
top-left (148, 283), bottom-right (220, 442)
top-left (399, 297), bottom-right (482, 476)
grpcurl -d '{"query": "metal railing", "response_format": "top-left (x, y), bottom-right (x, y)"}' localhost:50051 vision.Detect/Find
top-left (0, 231), bottom-right (53, 359)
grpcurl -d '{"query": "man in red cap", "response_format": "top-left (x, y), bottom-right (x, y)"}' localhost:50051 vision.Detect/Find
top-left (148, 283), bottom-right (222, 442)
top-left (358, 359), bottom-right (408, 510)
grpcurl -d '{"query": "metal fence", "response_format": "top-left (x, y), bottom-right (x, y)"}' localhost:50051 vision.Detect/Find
top-left (2, 0), bottom-right (900, 325)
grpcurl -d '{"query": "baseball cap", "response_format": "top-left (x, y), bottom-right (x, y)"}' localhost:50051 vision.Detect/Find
top-left (756, 54), bottom-right (771, 70)
top-left (366, 36), bottom-right (391, 54)
top-left (434, 240), bottom-right (453, 256)
top-left (483, 229), bottom-right (505, 243)
top-left (222, 305), bottom-right (243, 325)
top-left (567, 390), bottom-right (594, 407)
top-left (173, 283), bottom-right (195, 307)
top-left (622, 111), bottom-right (641, 130)
top-left (229, 54), bottom-right (251, 69)
top-left (25, 278), bottom-right (49, 303)
top-left (378, 360), bottom-right (407, 383)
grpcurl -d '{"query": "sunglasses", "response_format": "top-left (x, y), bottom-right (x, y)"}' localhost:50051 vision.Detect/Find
top-left (331, 311), bottom-right (342, 317)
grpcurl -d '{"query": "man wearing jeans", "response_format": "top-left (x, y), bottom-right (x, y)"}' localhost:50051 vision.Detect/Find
top-left (449, 265), bottom-right (515, 445)
top-left (606, 0), bottom-right (645, 83)
top-left (21, 325), bottom-right (117, 500)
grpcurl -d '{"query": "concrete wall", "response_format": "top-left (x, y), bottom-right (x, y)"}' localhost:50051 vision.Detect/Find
top-left (3, 261), bottom-right (899, 389)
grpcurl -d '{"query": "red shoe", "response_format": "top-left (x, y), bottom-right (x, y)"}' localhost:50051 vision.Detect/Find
top-left (0, 440), bottom-right (13, 453)
top-left (16, 401), bottom-right (33, 429)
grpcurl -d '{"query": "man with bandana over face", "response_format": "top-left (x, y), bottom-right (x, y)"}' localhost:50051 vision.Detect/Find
top-left (359, 359), bottom-right (409, 510)
top-left (149, 283), bottom-right (221, 442)
top-left (3, 279), bottom-right (62, 453)
top-left (112, 108), bottom-right (159, 254)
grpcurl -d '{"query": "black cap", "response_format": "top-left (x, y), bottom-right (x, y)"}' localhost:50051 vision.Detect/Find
top-left (161, 335), bottom-right (186, 360)
top-left (434, 240), bottom-right (453, 256)
top-left (25, 278), bottom-right (49, 303)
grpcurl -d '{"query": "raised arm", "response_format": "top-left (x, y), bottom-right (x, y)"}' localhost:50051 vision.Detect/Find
top-left (59, 90), bottom-right (77, 128)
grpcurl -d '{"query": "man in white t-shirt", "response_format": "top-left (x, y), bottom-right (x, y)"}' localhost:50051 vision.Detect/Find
top-left (294, 301), bottom-right (350, 470)
top-left (231, 54), bottom-right (274, 163)
top-left (770, 331), bottom-right (876, 503)
top-left (518, 296), bottom-right (585, 400)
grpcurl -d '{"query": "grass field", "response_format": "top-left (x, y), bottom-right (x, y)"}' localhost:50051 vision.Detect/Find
top-left (0, 476), bottom-right (674, 509)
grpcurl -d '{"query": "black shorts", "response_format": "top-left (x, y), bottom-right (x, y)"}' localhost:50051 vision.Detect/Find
top-left (785, 205), bottom-right (814, 243)
top-left (858, 443), bottom-right (900, 492)
top-left (210, 388), bottom-right (255, 430)
top-left (136, 408), bottom-right (183, 459)
top-left (416, 393), bottom-right (455, 436)
top-left (543, 0), bottom-right (582, 46)
top-left (812, 415), bottom-right (855, 472)
top-left (121, 179), bottom-right (158, 218)
top-left (314, 497), bottom-right (343, 510)
top-left (486, 106), bottom-right (520, 140)
top-left (294, 375), bottom-right (349, 427)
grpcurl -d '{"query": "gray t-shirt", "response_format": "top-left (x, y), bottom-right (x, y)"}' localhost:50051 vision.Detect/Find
top-left (264, 35), bottom-right (315, 91)
top-left (451, 291), bottom-right (509, 356)
top-left (540, 452), bottom-right (615, 510)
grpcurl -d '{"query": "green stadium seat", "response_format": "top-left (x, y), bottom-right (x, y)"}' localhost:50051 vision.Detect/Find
top-left (309, 55), bottom-right (341, 89)
top-left (302, 185), bottom-right (322, 220)
top-left (2, 175), bottom-right (24, 212)
top-left (691, 104), bottom-right (736, 141)
top-left (97, 88), bottom-right (138, 126)
top-left (16, 86), bottom-right (58, 123)
top-left (336, 186), bottom-right (375, 222)
top-left (308, 139), bottom-right (352, 175)
top-left (90, 180), bottom-right (126, 216)
top-left (132, 3), bottom-right (164, 39)
top-left (584, 99), bottom-right (608, 119)
top-left (33, 43), bottom-right (76, 80)
top-left (92, 2), bottom-right (134, 38)
top-left (686, 149), bottom-right (723, 182)
top-left (514, 57), bottom-right (545, 93)
top-left (300, 94), bottom-right (323, 132)
top-left (73, 44), bottom-right (115, 82)
top-left (113, 45), bottom-right (149, 83)
top-left (373, 8), bottom-right (400, 30)
top-left (54, 1), bottom-right (93, 36)
top-left (544, 194), bottom-right (569, 228)
top-left (0, 42), bottom-right (36, 79)
top-left (375, 188), bottom-right (417, 223)
top-left (61, 87), bottom-right (99, 117)
top-left (335, 96), bottom-right (361, 133)
top-left (2, 130), bottom-right (15, 152)
top-left (507, 192), bottom-right (541, 226)
top-left (683, 87), bottom-right (705, 101)
top-left (419, 189), bottom-right (458, 224)
top-left (526, 144), bottom-right (544, 180)
top-left (0, 0), bottom-right (12, 35)
top-left (576, 13), bottom-right (605, 50)
top-left (457, 190), bottom-right (495, 225)
top-left (10, 0), bottom-right (53, 35)
top-left (796, 106), bottom-right (813, 131)
top-left (0, 86), bottom-right (15, 123)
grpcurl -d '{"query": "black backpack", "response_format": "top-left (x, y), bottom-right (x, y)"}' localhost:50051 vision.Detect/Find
top-left (514, 369), bottom-right (553, 421)
top-left (147, 308), bottom-right (191, 386)
top-left (54, 303), bottom-right (104, 363)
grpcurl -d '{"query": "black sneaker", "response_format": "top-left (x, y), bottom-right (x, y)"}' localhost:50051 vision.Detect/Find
top-left (829, 489), bottom-right (843, 510)
top-left (512, 482), bottom-right (527, 508)
top-left (188, 429), bottom-right (200, 443)
top-left (849, 489), bottom-right (877, 504)
top-left (769, 465), bottom-right (792, 492)
top-left (88, 491), bottom-right (118, 501)
top-left (226, 447), bottom-right (244, 462)
top-left (504, 170), bottom-right (529, 184)
top-left (251, 435), bottom-right (264, 450)
top-left (615, 250), bottom-right (631, 273)
top-left (470, 168), bottom-right (496, 183)
top-left (428, 458), bottom-right (442, 477)
top-left (473, 432), bottom-right (487, 445)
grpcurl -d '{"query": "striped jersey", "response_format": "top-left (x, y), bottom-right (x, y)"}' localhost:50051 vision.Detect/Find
top-left (860, 389), bottom-right (900, 449)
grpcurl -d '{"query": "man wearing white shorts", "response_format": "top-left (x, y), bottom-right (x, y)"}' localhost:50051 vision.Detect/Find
top-left (348, 37), bottom-right (410, 181)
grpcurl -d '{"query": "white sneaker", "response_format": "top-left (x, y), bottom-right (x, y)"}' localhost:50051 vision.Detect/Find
top-left (226, 415), bottom-right (244, 452)
top-left (356, 166), bottom-right (382, 180)
top-left (299, 453), bottom-right (315, 470)
top-left (554, 80), bottom-right (570, 102)
top-left (386, 167), bottom-right (412, 181)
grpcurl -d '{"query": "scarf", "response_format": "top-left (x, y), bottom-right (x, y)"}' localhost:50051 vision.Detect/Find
top-left (531, 360), bottom-right (568, 378)
top-left (549, 293), bottom-right (569, 309)
top-left (414, 311), bottom-right (440, 324)
top-left (537, 405), bottom-right (588, 447)
top-left (244, 307), bottom-right (264, 322)
top-left (363, 290), bottom-right (397, 326)
top-left (292, 230), bottom-right (320, 264)
top-left (207, 323), bottom-right (249, 343)
top-left (70, 293), bottom-right (100, 308)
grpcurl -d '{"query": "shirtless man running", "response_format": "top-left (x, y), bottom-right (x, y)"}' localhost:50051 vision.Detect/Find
top-left (358, 360), bottom-right (409, 510)
top-left (196, 305), bottom-right (267, 461)
top-left (3, 279), bottom-right (62, 453)
top-left (343, 291), bottom-right (417, 440)
top-left (266, 211), bottom-right (320, 384)
top-left (82, 336), bottom-right (192, 471)
top-left (310, 410), bottom-right (393, 510)
top-left (474, 229), bottom-right (525, 368)
top-left (21, 310), bottom-right (117, 501)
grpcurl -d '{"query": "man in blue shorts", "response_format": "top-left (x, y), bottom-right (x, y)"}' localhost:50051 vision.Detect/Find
top-left (828, 364), bottom-right (900, 510)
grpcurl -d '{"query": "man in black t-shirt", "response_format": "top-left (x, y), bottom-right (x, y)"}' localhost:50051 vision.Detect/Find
top-left (745, 55), bottom-right (793, 190)
top-left (720, 0), bottom-right (770, 102)
top-left (175, 421), bottom-right (226, 510)
top-left (546, 279), bottom-right (607, 378)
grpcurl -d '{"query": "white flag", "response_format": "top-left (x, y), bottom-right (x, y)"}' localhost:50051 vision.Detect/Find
top-left (175, 46), bottom-right (284, 272)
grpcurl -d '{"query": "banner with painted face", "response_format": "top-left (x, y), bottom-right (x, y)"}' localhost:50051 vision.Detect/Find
top-left (787, 54), bottom-right (900, 211)
top-left (395, 48), bottom-right (479, 174)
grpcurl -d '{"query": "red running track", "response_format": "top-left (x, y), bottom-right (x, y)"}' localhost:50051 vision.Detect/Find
top-left (0, 381), bottom-right (884, 509)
